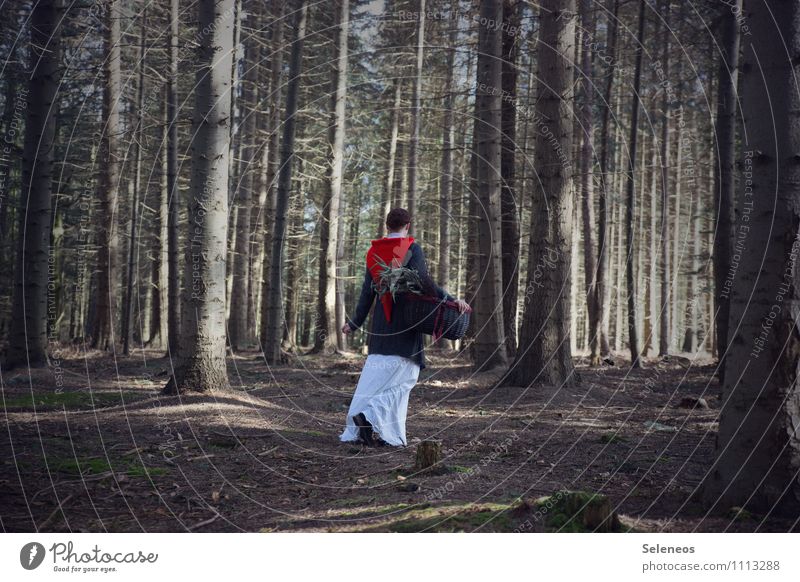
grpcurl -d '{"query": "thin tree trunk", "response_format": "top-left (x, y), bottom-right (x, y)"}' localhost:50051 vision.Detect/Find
top-left (255, 1), bottom-right (285, 335)
top-left (380, 78), bottom-right (402, 237)
top-left (122, 8), bottom-right (147, 356)
top-left (91, 0), bottom-right (122, 351)
top-left (638, 126), bottom-right (649, 356)
top-left (148, 88), bottom-right (170, 348)
top-left (4, 0), bottom-right (61, 368)
top-left (657, 0), bottom-right (672, 357)
top-left (500, 0), bottom-right (520, 358)
top-left (439, 0), bottom-right (457, 288)
top-left (166, 0), bottom-right (180, 354)
top-left (671, 30), bottom-right (686, 346)
top-left (579, 0), bottom-right (599, 365)
top-left (283, 176), bottom-right (304, 349)
top-left (264, 0), bottom-right (309, 363)
top-left (613, 174), bottom-right (625, 353)
top-left (163, 0), bottom-right (235, 394)
top-left (682, 123), bottom-right (700, 353)
top-left (712, 0), bottom-right (741, 375)
top-left (648, 104), bottom-right (659, 356)
top-left (229, 2), bottom-right (261, 350)
top-left (311, 0), bottom-right (346, 354)
top-left (335, 187), bottom-right (347, 350)
top-left (624, 0), bottom-right (646, 368)
top-left (596, 0), bottom-right (618, 359)
top-left (396, 114), bottom-right (407, 208)
top-left (407, 0), bottom-right (425, 219)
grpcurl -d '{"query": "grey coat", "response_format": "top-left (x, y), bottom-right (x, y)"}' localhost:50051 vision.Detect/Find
top-left (346, 242), bottom-right (454, 369)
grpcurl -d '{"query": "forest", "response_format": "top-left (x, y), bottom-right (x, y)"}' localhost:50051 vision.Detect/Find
top-left (1, 0), bottom-right (799, 534)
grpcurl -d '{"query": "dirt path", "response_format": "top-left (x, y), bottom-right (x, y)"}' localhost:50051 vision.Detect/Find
top-left (1, 349), bottom-right (795, 532)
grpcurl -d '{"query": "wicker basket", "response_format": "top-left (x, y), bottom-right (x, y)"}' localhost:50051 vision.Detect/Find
top-left (401, 295), bottom-right (472, 341)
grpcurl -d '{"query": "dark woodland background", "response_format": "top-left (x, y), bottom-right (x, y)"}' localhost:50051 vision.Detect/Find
top-left (1, 0), bottom-right (800, 532)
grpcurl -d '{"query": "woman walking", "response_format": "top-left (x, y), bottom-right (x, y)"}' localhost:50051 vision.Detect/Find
top-left (340, 208), bottom-right (468, 447)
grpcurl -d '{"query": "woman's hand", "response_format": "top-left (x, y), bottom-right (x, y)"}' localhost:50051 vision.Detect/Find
top-left (342, 323), bottom-right (353, 335)
top-left (454, 299), bottom-right (470, 313)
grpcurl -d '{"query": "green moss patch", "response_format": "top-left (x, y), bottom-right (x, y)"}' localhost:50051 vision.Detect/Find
top-left (727, 506), bottom-right (756, 522)
top-left (532, 490), bottom-right (624, 532)
top-left (55, 457), bottom-right (112, 475)
top-left (53, 456), bottom-right (169, 479)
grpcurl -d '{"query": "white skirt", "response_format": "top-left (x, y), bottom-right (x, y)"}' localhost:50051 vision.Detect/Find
top-left (340, 354), bottom-right (421, 447)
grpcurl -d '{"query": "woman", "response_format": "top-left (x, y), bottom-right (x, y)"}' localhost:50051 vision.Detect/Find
top-left (339, 208), bottom-right (468, 447)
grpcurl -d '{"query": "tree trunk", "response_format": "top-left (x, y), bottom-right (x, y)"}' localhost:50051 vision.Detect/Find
top-left (166, 0), bottom-right (180, 354)
top-left (335, 187), bottom-right (348, 350)
top-left (229, 2), bottom-right (261, 350)
top-left (613, 171), bottom-right (625, 353)
top-left (122, 8), bottom-right (147, 356)
top-left (578, 0), bottom-right (599, 365)
top-left (283, 180), bottom-right (304, 349)
top-left (439, 0), bottom-right (458, 288)
top-left (682, 123), bottom-right (700, 353)
top-left (648, 101), bottom-right (659, 356)
top-left (657, 0), bottom-right (672, 357)
top-left (264, 0), bottom-right (309, 363)
top-left (471, 0), bottom-right (507, 371)
top-left (311, 0), bottom-right (346, 354)
top-left (702, 0), bottom-right (800, 514)
top-left (596, 0), bottom-right (618, 359)
top-left (623, 0), bottom-right (646, 368)
top-left (91, 0), bottom-right (121, 351)
top-left (638, 126), bottom-right (649, 356)
top-left (712, 0), bottom-right (741, 375)
top-left (380, 78), bottom-right (402, 237)
top-left (254, 0), bottom-right (285, 336)
top-left (504, 0), bottom-right (575, 385)
top-left (4, 0), bottom-right (61, 369)
top-left (500, 0), bottom-right (520, 358)
top-left (163, 0), bottom-right (235, 394)
top-left (406, 0), bottom-right (425, 219)
top-left (148, 88), bottom-right (170, 349)
top-left (671, 25), bottom-right (686, 346)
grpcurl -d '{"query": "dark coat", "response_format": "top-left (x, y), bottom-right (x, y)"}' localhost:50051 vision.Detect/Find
top-left (346, 241), bottom-right (454, 369)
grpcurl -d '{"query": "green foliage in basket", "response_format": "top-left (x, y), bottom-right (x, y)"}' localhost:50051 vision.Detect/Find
top-left (371, 255), bottom-right (425, 301)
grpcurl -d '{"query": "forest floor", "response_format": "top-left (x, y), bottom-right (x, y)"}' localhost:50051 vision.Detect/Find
top-left (2, 347), bottom-right (797, 533)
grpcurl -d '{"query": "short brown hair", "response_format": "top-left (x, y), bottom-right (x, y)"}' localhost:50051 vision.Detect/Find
top-left (386, 208), bottom-right (411, 231)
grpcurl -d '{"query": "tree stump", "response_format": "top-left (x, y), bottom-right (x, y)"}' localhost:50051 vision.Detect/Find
top-left (414, 440), bottom-right (442, 471)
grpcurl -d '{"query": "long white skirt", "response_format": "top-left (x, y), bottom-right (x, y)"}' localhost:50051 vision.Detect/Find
top-left (339, 354), bottom-right (421, 447)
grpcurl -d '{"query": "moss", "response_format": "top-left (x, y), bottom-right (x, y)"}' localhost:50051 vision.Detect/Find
top-left (533, 490), bottom-right (623, 533)
top-left (54, 456), bottom-right (168, 479)
top-left (727, 506), bottom-right (755, 521)
top-left (126, 465), bottom-right (168, 478)
top-left (55, 457), bottom-right (112, 475)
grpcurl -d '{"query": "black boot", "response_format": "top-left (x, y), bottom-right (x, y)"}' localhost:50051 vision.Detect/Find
top-left (353, 413), bottom-right (375, 446)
